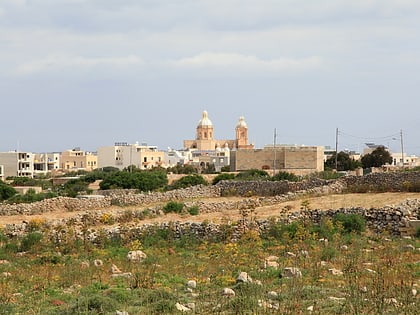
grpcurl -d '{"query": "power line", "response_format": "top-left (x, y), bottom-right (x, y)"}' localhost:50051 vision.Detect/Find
top-left (338, 130), bottom-right (400, 141)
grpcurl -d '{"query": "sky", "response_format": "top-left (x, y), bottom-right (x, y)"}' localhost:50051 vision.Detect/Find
top-left (1, 0), bottom-right (419, 155)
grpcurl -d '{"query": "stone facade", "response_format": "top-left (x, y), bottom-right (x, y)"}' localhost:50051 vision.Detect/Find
top-left (230, 145), bottom-right (324, 175)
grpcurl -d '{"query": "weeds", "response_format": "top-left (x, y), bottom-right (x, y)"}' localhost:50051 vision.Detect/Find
top-left (0, 218), bottom-right (418, 314)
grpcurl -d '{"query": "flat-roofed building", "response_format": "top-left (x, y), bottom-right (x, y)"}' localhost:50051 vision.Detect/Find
top-left (0, 151), bottom-right (35, 178)
top-left (98, 142), bottom-right (165, 170)
top-left (60, 148), bottom-right (97, 172)
top-left (230, 145), bottom-right (324, 176)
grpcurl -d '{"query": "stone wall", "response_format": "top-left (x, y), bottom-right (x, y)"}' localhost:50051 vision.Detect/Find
top-left (216, 178), bottom-right (338, 196)
top-left (0, 185), bottom-right (220, 216)
top-left (342, 172), bottom-right (420, 190)
top-left (32, 198), bottom-right (418, 244)
top-left (1, 171), bottom-right (419, 216)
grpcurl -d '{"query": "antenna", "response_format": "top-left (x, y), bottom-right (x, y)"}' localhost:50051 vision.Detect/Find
top-left (400, 129), bottom-right (405, 167)
top-left (273, 128), bottom-right (277, 176)
top-left (335, 128), bottom-right (339, 170)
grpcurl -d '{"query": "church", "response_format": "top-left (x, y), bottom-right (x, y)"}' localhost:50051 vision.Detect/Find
top-left (183, 111), bottom-right (254, 151)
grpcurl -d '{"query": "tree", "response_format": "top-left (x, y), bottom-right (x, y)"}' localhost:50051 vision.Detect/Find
top-left (361, 146), bottom-right (392, 168)
top-left (325, 151), bottom-right (362, 171)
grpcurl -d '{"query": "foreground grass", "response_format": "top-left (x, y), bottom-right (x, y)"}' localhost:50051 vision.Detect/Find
top-left (0, 221), bottom-right (419, 314)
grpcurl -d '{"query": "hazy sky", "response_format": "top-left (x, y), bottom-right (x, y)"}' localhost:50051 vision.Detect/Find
top-left (1, 0), bottom-right (419, 155)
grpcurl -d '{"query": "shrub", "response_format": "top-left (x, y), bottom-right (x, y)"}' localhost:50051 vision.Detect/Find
top-left (7, 189), bottom-right (57, 204)
top-left (20, 232), bottom-right (43, 252)
top-left (99, 169), bottom-right (168, 191)
top-left (212, 173), bottom-right (235, 185)
top-left (187, 206), bottom-right (199, 215)
top-left (168, 174), bottom-right (207, 190)
top-left (162, 201), bottom-right (184, 214)
top-left (0, 182), bottom-right (16, 201)
top-left (320, 246), bottom-right (339, 261)
top-left (309, 171), bottom-right (344, 180)
top-left (415, 227), bottom-right (420, 239)
top-left (235, 169), bottom-right (270, 180)
top-left (333, 213), bottom-right (366, 234)
top-left (272, 171), bottom-right (299, 182)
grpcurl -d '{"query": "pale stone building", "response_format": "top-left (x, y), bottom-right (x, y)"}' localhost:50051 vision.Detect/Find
top-left (60, 148), bottom-right (97, 172)
top-left (183, 111), bottom-right (254, 151)
top-left (0, 151), bottom-right (36, 178)
top-left (97, 142), bottom-right (164, 170)
top-left (230, 145), bottom-right (324, 176)
top-left (33, 153), bottom-right (60, 176)
top-left (182, 111), bottom-right (254, 171)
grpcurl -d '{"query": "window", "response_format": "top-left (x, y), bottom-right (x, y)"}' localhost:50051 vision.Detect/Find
top-left (144, 157), bottom-right (147, 162)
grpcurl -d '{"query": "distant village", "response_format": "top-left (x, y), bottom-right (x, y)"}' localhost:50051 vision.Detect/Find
top-left (1, 111), bottom-right (418, 180)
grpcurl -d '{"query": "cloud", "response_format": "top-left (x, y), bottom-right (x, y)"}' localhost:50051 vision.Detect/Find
top-left (15, 54), bottom-right (144, 75)
top-left (171, 52), bottom-right (323, 74)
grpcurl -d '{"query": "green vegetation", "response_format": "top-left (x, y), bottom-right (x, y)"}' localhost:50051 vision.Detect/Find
top-left (235, 169), bottom-right (270, 180)
top-left (0, 217), bottom-right (417, 314)
top-left (166, 164), bottom-right (198, 174)
top-left (309, 171), bottom-right (344, 180)
top-left (325, 151), bottom-right (362, 171)
top-left (361, 146), bottom-right (392, 168)
top-left (333, 213), bottom-right (366, 234)
top-left (162, 201), bottom-right (185, 214)
top-left (212, 173), bottom-right (236, 185)
top-left (99, 169), bottom-right (168, 191)
top-left (6, 189), bottom-right (57, 203)
top-left (0, 181), bottom-right (17, 201)
top-left (271, 171), bottom-right (299, 182)
top-left (168, 174), bottom-right (207, 190)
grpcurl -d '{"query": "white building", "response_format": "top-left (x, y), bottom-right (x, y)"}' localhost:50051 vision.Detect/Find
top-left (97, 142), bottom-right (165, 170)
top-left (165, 148), bottom-right (188, 167)
top-left (33, 153), bottom-right (60, 176)
top-left (391, 152), bottom-right (419, 167)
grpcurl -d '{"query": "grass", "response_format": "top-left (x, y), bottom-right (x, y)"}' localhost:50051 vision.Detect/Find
top-left (0, 218), bottom-right (418, 314)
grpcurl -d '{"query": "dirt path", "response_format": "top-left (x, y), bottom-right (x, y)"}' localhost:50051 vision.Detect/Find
top-left (0, 192), bottom-right (418, 227)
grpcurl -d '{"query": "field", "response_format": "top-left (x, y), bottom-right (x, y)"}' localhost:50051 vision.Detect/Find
top-left (0, 192), bottom-right (419, 314)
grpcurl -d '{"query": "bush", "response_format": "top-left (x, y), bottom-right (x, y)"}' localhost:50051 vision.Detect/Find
top-left (271, 171), bottom-right (299, 182)
top-left (0, 181), bottom-right (16, 201)
top-left (20, 232), bottom-right (43, 252)
top-left (235, 169), bottom-right (270, 181)
top-left (99, 169), bottom-right (168, 191)
top-left (7, 189), bottom-right (57, 204)
top-left (320, 246), bottom-right (339, 261)
top-left (212, 173), bottom-right (235, 185)
top-left (309, 171), bottom-right (344, 180)
top-left (333, 213), bottom-right (366, 234)
top-left (162, 201), bottom-right (184, 214)
top-left (187, 206), bottom-right (199, 215)
top-left (168, 174), bottom-right (207, 190)
top-left (415, 227), bottom-right (420, 239)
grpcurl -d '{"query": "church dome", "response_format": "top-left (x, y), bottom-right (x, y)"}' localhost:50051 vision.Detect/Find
top-left (236, 116), bottom-right (247, 128)
top-left (197, 110), bottom-right (213, 127)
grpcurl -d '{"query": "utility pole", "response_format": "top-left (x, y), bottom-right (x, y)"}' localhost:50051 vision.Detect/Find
top-left (335, 128), bottom-right (339, 171)
top-left (400, 129), bottom-right (405, 167)
top-left (273, 128), bottom-right (277, 176)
